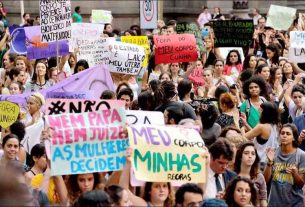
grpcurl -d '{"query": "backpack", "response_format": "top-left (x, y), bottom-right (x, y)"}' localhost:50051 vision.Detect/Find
top-left (245, 96), bottom-right (267, 120)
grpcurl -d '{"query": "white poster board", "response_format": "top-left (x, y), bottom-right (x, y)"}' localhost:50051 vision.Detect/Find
top-left (288, 31), bottom-right (305, 63)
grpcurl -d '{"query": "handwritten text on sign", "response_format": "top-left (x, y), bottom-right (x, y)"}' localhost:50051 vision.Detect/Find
top-left (266, 5), bottom-right (296, 31)
top-left (46, 99), bottom-right (125, 115)
top-left (0, 101), bottom-right (20, 128)
top-left (126, 110), bottom-right (164, 125)
top-left (40, 0), bottom-right (72, 42)
top-left (48, 110), bottom-right (128, 175)
top-left (289, 31), bottom-right (305, 63)
top-left (154, 34), bottom-right (198, 64)
top-left (127, 125), bottom-right (206, 182)
top-left (212, 20), bottom-right (254, 47)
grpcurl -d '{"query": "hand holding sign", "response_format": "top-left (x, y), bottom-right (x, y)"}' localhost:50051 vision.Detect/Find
top-left (0, 101), bottom-right (20, 128)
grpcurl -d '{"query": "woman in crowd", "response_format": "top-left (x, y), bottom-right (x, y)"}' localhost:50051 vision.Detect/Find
top-left (15, 55), bottom-right (32, 84)
top-left (25, 60), bottom-right (53, 92)
top-left (282, 62), bottom-right (295, 84)
top-left (0, 134), bottom-right (20, 167)
top-left (202, 37), bottom-right (217, 67)
top-left (243, 54), bottom-right (257, 72)
top-left (169, 62), bottom-right (183, 85)
top-left (234, 142), bottom-right (267, 206)
top-left (223, 50), bottom-right (243, 82)
top-left (197, 68), bottom-right (216, 98)
top-left (8, 81), bottom-right (23, 95)
top-left (224, 176), bottom-right (257, 207)
top-left (240, 75), bottom-right (268, 130)
top-left (25, 92), bottom-right (45, 127)
top-left (159, 72), bottom-right (172, 82)
top-left (245, 102), bottom-right (279, 168)
top-left (73, 59), bottom-right (89, 74)
top-left (213, 59), bottom-right (234, 88)
top-left (265, 43), bottom-right (280, 66)
top-left (264, 124), bottom-right (305, 206)
top-left (255, 64), bottom-right (270, 83)
top-left (177, 79), bottom-right (193, 103)
top-left (269, 66), bottom-right (283, 104)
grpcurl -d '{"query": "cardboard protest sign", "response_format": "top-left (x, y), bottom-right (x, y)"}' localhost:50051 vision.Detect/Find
top-left (212, 20), bottom-right (254, 47)
top-left (91, 10), bottom-right (113, 24)
top-left (188, 67), bottom-right (204, 88)
top-left (46, 91), bottom-right (94, 99)
top-left (176, 22), bottom-right (204, 53)
top-left (46, 99), bottom-right (125, 115)
top-left (0, 65), bottom-right (115, 111)
top-left (266, 5), bottom-right (296, 31)
top-left (47, 110), bottom-right (128, 175)
top-left (0, 101), bottom-right (20, 128)
top-left (127, 125), bottom-right (206, 182)
top-left (298, 13), bottom-right (305, 31)
top-left (154, 34), bottom-right (198, 64)
top-left (40, 0), bottom-right (72, 42)
top-left (126, 110), bottom-right (164, 125)
top-left (121, 36), bottom-right (150, 67)
top-left (69, 23), bottom-right (104, 51)
top-left (9, 25), bottom-right (27, 55)
top-left (24, 26), bottom-right (69, 59)
top-left (288, 31), bottom-right (305, 63)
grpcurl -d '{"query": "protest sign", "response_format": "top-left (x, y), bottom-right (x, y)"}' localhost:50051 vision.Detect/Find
top-left (219, 47), bottom-right (245, 63)
top-left (298, 13), bottom-right (305, 31)
top-left (9, 25), bottom-right (27, 55)
top-left (46, 99), bottom-right (124, 115)
top-left (46, 91), bottom-right (94, 99)
top-left (91, 10), bottom-right (113, 24)
top-left (121, 36), bottom-right (150, 67)
top-left (0, 101), bottom-right (20, 128)
top-left (288, 31), bottom-right (305, 63)
top-left (176, 22), bottom-right (204, 53)
top-left (140, 0), bottom-right (157, 29)
top-left (127, 125), bottom-right (206, 182)
top-left (266, 5), bottom-right (296, 31)
top-left (212, 20), bottom-right (254, 47)
top-left (40, 0), bottom-right (72, 42)
top-left (188, 67), bottom-right (204, 88)
top-left (154, 34), bottom-right (198, 64)
top-left (0, 65), bottom-right (115, 111)
top-left (69, 23), bottom-right (104, 51)
top-left (126, 110), bottom-right (164, 125)
top-left (47, 110), bottom-right (127, 175)
top-left (24, 26), bottom-right (69, 59)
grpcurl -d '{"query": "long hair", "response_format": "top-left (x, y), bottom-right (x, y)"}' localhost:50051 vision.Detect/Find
top-left (31, 60), bottom-right (49, 83)
top-left (234, 142), bottom-right (260, 179)
top-left (280, 123), bottom-right (299, 148)
top-left (226, 50), bottom-right (242, 66)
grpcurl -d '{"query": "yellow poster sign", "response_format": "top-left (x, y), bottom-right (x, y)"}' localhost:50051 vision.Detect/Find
top-left (0, 101), bottom-right (20, 128)
top-left (127, 125), bottom-right (206, 183)
top-left (121, 36), bottom-right (150, 67)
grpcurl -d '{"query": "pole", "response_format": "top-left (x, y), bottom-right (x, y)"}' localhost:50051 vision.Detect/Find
top-left (158, 0), bottom-right (163, 20)
top-left (20, 0), bottom-right (24, 24)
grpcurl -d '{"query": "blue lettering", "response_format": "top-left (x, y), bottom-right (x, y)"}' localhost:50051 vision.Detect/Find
top-left (52, 147), bottom-right (65, 161)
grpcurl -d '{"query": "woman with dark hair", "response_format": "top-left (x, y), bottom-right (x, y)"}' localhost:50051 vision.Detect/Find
top-left (245, 102), bottom-right (279, 167)
top-left (282, 62), bottom-right (295, 84)
top-left (212, 7), bottom-right (225, 20)
top-left (234, 142), bottom-right (267, 206)
top-left (73, 190), bottom-right (112, 207)
top-left (177, 79), bottom-right (193, 103)
top-left (138, 91), bottom-right (155, 111)
top-left (224, 50), bottom-right (243, 82)
top-left (265, 43), bottom-right (280, 66)
top-left (255, 64), bottom-right (270, 83)
top-left (169, 62), bottom-right (183, 85)
top-left (240, 75), bottom-right (268, 129)
top-left (106, 185), bottom-right (131, 206)
top-left (242, 54), bottom-right (257, 72)
top-left (0, 134), bottom-right (20, 167)
top-left (269, 66), bottom-right (283, 104)
top-left (224, 176), bottom-right (257, 207)
top-left (213, 59), bottom-right (234, 88)
top-left (25, 60), bottom-right (53, 92)
top-left (159, 72), bottom-right (172, 82)
top-left (198, 103), bottom-right (221, 146)
top-left (25, 143), bottom-right (47, 183)
top-left (73, 59), bottom-right (89, 74)
top-left (264, 124), bottom-right (305, 206)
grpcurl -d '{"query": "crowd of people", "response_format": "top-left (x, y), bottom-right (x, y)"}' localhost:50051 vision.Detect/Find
top-left (0, 2), bottom-right (305, 207)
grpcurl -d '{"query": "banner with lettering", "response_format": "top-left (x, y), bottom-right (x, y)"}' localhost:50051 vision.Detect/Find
top-left (126, 110), bottom-right (164, 125)
top-left (40, 0), bottom-right (72, 42)
top-left (9, 25), bottom-right (27, 55)
top-left (91, 10), bottom-right (113, 24)
top-left (0, 101), bottom-right (20, 128)
top-left (266, 5), bottom-right (296, 31)
top-left (47, 110), bottom-right (127, 175)
top-left (46, 91), bottom-right (94, 99)
top-left (0, 65), bottom-right (115, 111)
top-left (46, 99), bottom-right (125, 115)
top-left (121, 36), bottom-right (150, 67)
top-left (176, 22), bottom-right (204, 53)
top-left (154, 34), bottom-right (198, 64)
top-left (24, 26), bottom-right (69, 59)
top-left (69, 23), bottom-right (104, 51)
top-left (127, 125), bottom-right (206, 182)
top-left (211, 20), bottom-right (254, 47)
top-left (288, 31), bottom-right (305, 63)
